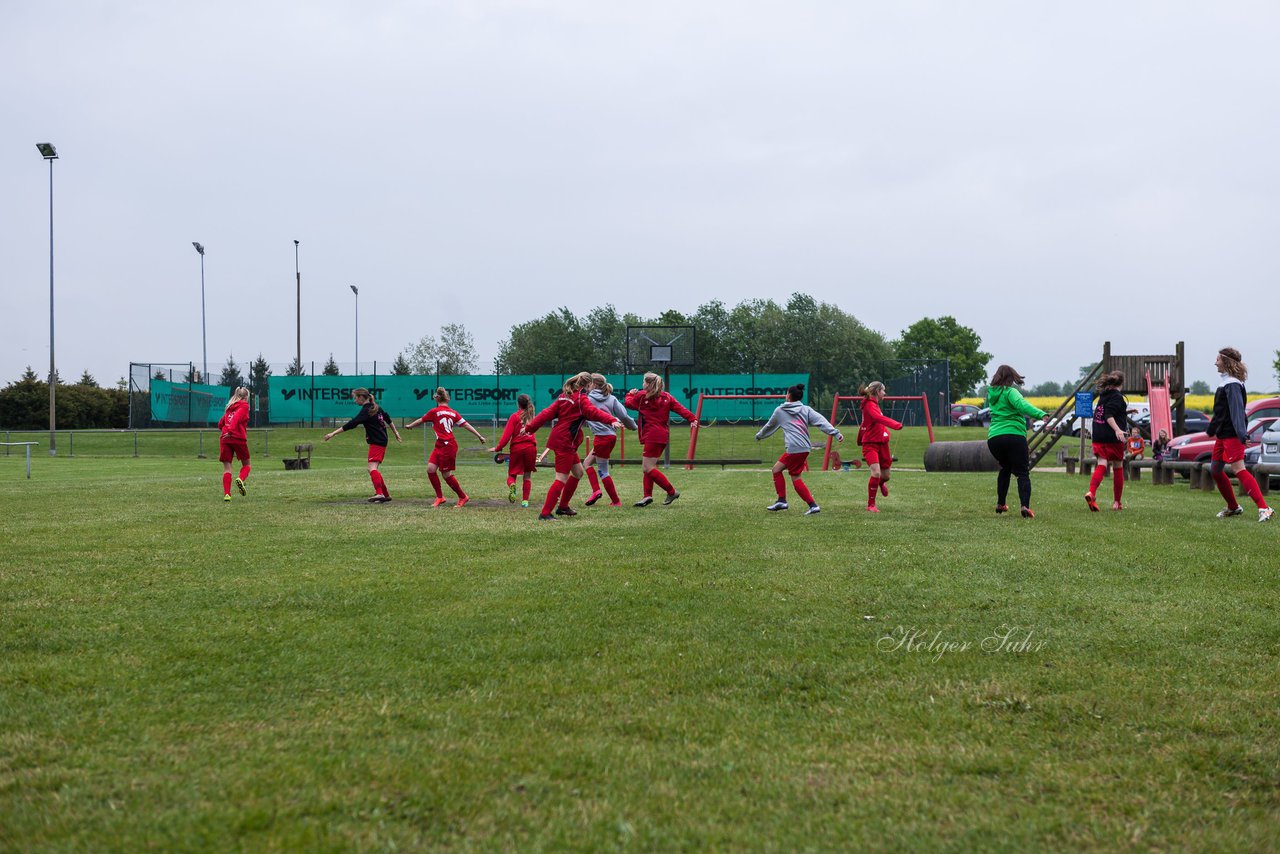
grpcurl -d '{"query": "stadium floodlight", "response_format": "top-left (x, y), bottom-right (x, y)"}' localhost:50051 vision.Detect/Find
top-left (192, 242), bottom-right (207, 382)
top-left (294, 240), bottom-right (301, 372)
top-left (37, 143), bottom-right (58, 455)
top-left (350, 285), bottom-right (359, 374)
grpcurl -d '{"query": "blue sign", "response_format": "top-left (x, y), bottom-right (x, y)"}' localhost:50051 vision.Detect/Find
top-left (1075, 392), bottom-right (1094, 418)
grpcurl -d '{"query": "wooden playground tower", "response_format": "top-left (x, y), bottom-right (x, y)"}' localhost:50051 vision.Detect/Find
top-left (1029, 341), bottom-right (1185, 469)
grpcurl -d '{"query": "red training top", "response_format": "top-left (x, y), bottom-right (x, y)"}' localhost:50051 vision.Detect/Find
top-left (419, 405), bottom-right (466, 448)
top-left (857, 398), bottom-right (902, 445)
top-left (218, 400), bottom-right (249, 442)
top-left (624, 390), bottom-right (696, 445)
top-left (525, 393), bottom-right (617, 454)
top-left (494, 410), bottom-right (538, 452)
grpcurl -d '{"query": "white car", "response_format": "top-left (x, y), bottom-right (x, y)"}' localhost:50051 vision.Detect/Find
top-left (1258, 426), bottom-right (1280, 487)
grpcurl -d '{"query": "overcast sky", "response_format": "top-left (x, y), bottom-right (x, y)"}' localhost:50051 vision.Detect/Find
top-left (5, 1), bottom-right (1278, 393)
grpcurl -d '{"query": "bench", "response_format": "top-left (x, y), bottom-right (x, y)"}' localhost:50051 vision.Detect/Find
top-left (1062, 456), bottom-right (1095, 477)
top-left (284, 443), bottom-right (313, 470)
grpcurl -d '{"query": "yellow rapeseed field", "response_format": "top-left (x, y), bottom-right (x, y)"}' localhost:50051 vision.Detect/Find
top-left (956, 393), bottom-right (1275, 411)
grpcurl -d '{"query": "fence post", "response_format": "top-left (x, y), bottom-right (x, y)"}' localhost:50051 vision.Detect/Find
top-left (69, 432), bottom-right (74, 457)
top-left (134, 431), bottom-right (139, 458)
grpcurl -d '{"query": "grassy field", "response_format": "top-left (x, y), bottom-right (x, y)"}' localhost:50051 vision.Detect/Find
top-left (1, 428), bottom-right (1277, 851)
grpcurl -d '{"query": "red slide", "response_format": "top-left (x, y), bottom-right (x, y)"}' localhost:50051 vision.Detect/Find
top-left (1146, 371), bottom-right (1173, 441)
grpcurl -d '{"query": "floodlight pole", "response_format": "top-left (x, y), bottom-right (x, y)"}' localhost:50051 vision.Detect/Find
top-left (294, 240), bottom-right (301, 371)
top-left (37, 143), bottom-right (58, 456)
top-left (192, 242), bottom-right (207, 381)
top-left (350, 285), bottom-right (359, 374)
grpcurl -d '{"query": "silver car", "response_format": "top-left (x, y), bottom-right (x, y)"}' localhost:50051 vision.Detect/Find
top-left (1257, 426), bottom-right (1280, 487)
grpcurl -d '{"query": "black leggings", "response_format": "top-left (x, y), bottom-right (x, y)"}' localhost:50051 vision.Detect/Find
top-left (987, 434), bottom-right (1032, 509)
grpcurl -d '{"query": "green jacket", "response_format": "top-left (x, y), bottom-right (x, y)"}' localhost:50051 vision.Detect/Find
top-left (986, 386), bottom-right (1046, 439)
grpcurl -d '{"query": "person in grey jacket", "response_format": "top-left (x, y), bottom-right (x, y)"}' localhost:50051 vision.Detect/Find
top-left (583, 374), bottom-right (638, 507)
top-left (755, 383), bottom-right (842, 515)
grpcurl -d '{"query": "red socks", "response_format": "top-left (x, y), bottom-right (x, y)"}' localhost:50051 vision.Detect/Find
top-left (642, 471), bottom-right (653, 498)
top-left (541, 480), bottom-right (565, 516)
top-left (559, 476), bottom-right (580, 508)
top-left (1088, 465), bottom-right (1106, 497)
top-left (507, 476), bottom-right (516, 487)
top-left (792, 477), bottom-right (815, 506)
top-left (428, 471), bottom-right (443, 498)
top-left (1112, 467), bottom-right (1125, 503)
top-left (222, 472), bottom-right (233, 495)
top-left (602, 475), bottom-right (619, 504)
top-left (370, 469), bottom-right (388, 497)
top-left (867, 476), bottom-right (879, 506)
top-left (773, 472), bottom-right (787, 500)
top-left (1213, 469), bottom-right (1238, 509)
top-left (238, 465), bottom-right (250, 482)
top-left (586, 468), bottom-right (600, 492)
top-left (1236, 469), bottom-right (1269, 509)
top-left (523, 478), bottom-right (532, 501)
top-left (649, 469), bottom-right (674, 495)
top-left (444, 475), bottom-right (466, 500)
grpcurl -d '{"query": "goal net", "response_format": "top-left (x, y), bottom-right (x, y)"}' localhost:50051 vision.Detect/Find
top-left (820, 394), bottom-right (934, 470)
top-left (684, 394), bottom-right (787, 468)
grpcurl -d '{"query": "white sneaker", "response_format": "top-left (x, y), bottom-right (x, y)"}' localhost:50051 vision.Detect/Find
top-left (1261, 507), bottom-right (1275, 523)
top-left (766, 500), bottom-right (788, 511)
top-left (1216, 506), bottom-right (1244, 519)
top-left (804, 505), bottom-right (821, 515)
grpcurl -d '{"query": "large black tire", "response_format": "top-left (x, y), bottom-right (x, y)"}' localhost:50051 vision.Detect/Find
top-left (924, 440), bottom-right (1001, 472)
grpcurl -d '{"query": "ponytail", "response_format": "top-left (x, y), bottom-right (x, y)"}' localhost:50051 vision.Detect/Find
top-left (353, 387), bottom-right (379, 415)
top-left (434, 387), bottom-right (450, 404)
top-left (224, 386), bottom-right (249, 412)
top-left (859, 381), bottom-right (886, 400)
top-left (517, 393), bottom-right (534, 425)
top-left (643, 372), bottom-right (663, 399)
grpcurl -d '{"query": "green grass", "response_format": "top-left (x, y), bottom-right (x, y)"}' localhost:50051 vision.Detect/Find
top-left (1, 430), bottom-right (1277, 851)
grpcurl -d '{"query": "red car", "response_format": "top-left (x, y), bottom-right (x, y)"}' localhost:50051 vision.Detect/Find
top-left (1174, 417), bottom-right (1278, 463)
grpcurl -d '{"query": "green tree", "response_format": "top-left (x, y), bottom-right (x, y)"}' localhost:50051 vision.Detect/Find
top-left (154, 368), bottom-right (168, 381)
top-left (1029, 381), bottom-right (1062, 396)
top-left (218, 355), bottom-right (246, 389)
top-left (1188, 379), bottom-right (1210, 395)
top-left (896, 316), bottom-right (992, 400)
top-left (182, 366), bottom-right (202, 384)
top-left (248, 355), bottom-right (271, 426)
top-left (78, 370), bottom-right (98, 387)
top-left (391, 354), bottom-right (412, 375)
top-left (1272, 350), bottom-right (1279, 389)
top-left (438, 323), bottom-right (478, 374)
top-left (286, 358), bottom-right (306, 377)
top-left (322, 355), bottom-right (341, 376)
top-left (496, 308), bottom-right (594, 374)
top-left (402, 334), bottom-right (438, 374)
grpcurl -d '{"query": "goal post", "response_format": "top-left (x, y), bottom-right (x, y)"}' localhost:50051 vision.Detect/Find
top-left (821, 394), bottom-right (934, 470)
top-left (685, 393), bottom-right (787, 469)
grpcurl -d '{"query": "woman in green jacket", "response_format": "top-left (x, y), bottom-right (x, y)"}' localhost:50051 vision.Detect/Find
top-left (986, 365), bottom-right (1047, 518)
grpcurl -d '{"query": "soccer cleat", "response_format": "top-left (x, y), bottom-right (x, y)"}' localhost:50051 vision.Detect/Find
top-left (1020, 507), bottom-right (1035, 519)
top-left (1261, 507), bottom-right (1275, 523)
top-left (584, 491), bottom-right (604, 507)
top-left (538, 513), bottom-right (555, 521)
top-left (866, 505), bottom-right (880, 513)
top-left (367, 495), bottom-right (382, 503)
top-left (369, 495), bottom-right (390, 503)
top-left (431, 497), bottom-right (448, 508)
top-left (235, 477), bottom-right (246, 496)
top-left (223, 494), bottom-right (231, 503)
top-left (634, 497), bottom-right (654, 507)
top-left (766, 500), bottom-right (789, 512)
top-left (804, 504), bottom-right (821, 515)
top-left (508, 484), bottom-right (517, 503)
top-left (879, 481), bottom-right (889, 497)
top-left (1111, 501), bottom-right (1123, 511)
top-left (455, 497), bottom-right (469, 508)
top-left (555, 506), bottom-right (578, 516)
top-left (995, 504), bottom-right (1009, 514)
top-left (663, 491), bottom-right (681, 506)
top-left (521, 500), bottom-right (530, 508)
top-left (1084, 493), bottom-right (1099, 512)
top-left (1216, 506), bottom-right (1244, 519)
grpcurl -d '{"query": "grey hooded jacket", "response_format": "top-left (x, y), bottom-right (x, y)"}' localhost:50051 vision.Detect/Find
top-left (755, 401), bottom-right (842, 454)
top-left (587, 389), bottom-right (638, 436)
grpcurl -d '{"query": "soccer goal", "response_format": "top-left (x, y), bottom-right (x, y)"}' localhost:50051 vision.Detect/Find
top-left (820, 394), bottom-right (934, 470)
top-left (684, 394), bottom-right (787, 469)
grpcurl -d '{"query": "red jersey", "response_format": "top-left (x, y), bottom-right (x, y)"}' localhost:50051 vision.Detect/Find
top-left (494, 410), bottom-right (538, 452)
top-left (624, 390), bottom-right (696, 445)
top-left (525, 393), bottom-right (617, 453)
top-left (419, 406), bottom-right (466, 447)
top-left (857, 399), bottom-right (902, 445)
top-left (218, 400), bottom-right (249, 441)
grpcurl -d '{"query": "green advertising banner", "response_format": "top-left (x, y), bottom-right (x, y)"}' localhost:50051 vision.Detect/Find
top-left (267, 373), bottom-right (808, 423)
top-left (150, 380), bottom-right (232, 425)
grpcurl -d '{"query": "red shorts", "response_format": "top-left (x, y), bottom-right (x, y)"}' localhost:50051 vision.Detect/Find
top-left (1093, 442), bottom-right (1125, 462)
top-left (219, 439), bottom-right (249, 464)
top-left (367, 444), bottom-right (386, 464)
top-left (1212, 437), bottom-right (1245, 464)
top-left (429, 443), bottom-right (458, 471)
top-left (591, 434), bottom-right (617, 459)
top-left (862, 442), bottom-right (890, 467)
top-left (507, 445), bottom-right (536, 476)
top-left (643, 442), bottom-right (667, 458)
top-left (778, 452), bottom-right (809, 476)
top-left (553, 449), bottom-right (581, 474)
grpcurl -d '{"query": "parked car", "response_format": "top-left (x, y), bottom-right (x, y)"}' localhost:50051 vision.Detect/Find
top-left (957, 407), bottom-right (990, 427)
top-left (1162, 398), bottom-right (1280, 450)
top-left (950, 404), bottom-right (981, 425)
top-left (1173, 417), bottom-right (1278, 463)
top-left (1257, 423), bottom-right (1280, 487)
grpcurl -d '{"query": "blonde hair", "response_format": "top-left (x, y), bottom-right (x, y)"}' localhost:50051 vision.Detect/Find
top-left (590, 373), bottom-right (614, 395)
top-left (224, 386), bottom-right (249, 412)
top-left (352, 387), bottom-right (379, 415)
top-left (434, 387), bottom-right (450, 403)
top-left (1218, 347), bottom-right (1248, 381)
top-left (517, 393), bottom-right (535, 425)
top-left (859, 381), bottom-right (886, 400)
top-left (643, 372), bottom-right (663, 399)
top-left (562, 371), bottom-right (592, 394)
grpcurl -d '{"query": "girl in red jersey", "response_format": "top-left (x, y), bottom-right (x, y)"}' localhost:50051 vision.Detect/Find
top-left (1207, 347), bottom-right (1272, 522)
top-left (523, 372), bottom-right (621, 520)
top-left (857, 381), bottom-right (903, 513)
top-left (583, 373), bottom-right (637, 507)
top-left (489, 393), bottom-right (540, 508)
top-left (217, 386), bottom-right (251, 503)
top-left (624, 372), bottom-right (699, 507)
top-left (323, 388), bottom-right (403, 502)
top-left (406, 387), bottom-right (488, 508)
top-left (1085, 371), bottom-right (1129, 512)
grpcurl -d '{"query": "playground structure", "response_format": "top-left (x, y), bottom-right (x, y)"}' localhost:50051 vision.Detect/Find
top-left (1029, 341), bottom-right (1185, 469)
